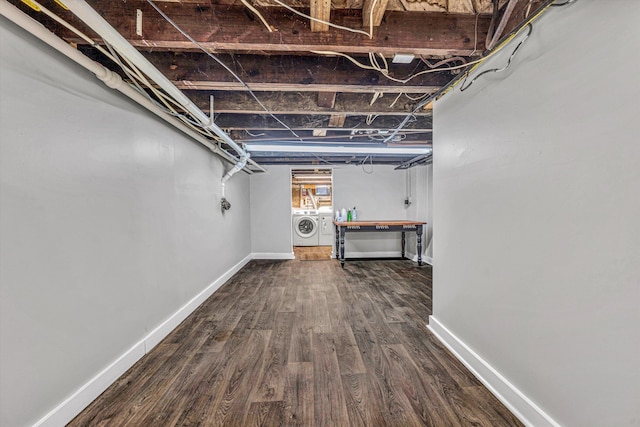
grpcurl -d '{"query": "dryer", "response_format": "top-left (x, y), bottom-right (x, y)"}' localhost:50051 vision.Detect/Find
top-left (292, 210), bottom-right (319, 246)
top-left (318, 213), bottom-right (334, 246)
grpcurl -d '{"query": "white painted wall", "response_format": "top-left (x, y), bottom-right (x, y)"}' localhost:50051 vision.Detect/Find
top-left (334, 165), bottom-right (414, 256)
top-left (250, 164), bottom-right (428, 258)
top-left (404, 164), bottom-right (432, 261)
top-left (0, 18), bottom-right (251, 427)
top-left (250, 165), bottom-right (294, 258)
top-left (431, 2), bottom-right (640, 426)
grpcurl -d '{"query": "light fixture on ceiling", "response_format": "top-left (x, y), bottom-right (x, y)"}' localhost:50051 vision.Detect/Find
top-left (392, 53), bottom-right (415, 64)
top-left (244, 143), bottom-right (431, 155)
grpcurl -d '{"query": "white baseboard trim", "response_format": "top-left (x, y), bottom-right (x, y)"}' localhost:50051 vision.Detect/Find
top-left (33, 254), bottom-right (252, 427)
top-left (406, 252), bottom-right (432, 265)
top-left (427, 316), bottom-right (560, 427)
top-left (252, 252), bottom-right (295, 260)
top-left (342, 251), bottom-right (402, 258)
top-left (144, 254), bottom-right (252, 351)
top-left (33, 341), bottom-right (146, 427)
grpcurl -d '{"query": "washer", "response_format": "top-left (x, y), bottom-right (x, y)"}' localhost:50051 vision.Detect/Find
top-left (292, 209), bottom-right (319, 246)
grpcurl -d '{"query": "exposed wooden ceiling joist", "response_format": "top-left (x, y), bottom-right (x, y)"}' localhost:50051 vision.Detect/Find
top-left (186, 91), bottom-right (433, 116)
top-left (133, 52), bottom-right (453, 94)
top-left (310, 0), bottom-right (331, 31)
top-left (362, 0), bottom-right (389, 28)
top-left (56, 2), bottom-right (492, 57)
top-left (212, 113), bottom-right (432, 130)
top-left (8, 0), bottom-right (549, 166)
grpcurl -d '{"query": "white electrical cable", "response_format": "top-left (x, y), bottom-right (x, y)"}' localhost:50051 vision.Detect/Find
top-left (63, 0), bottom-right (248, 161)
top-left (312, 49), bottom-right (502, 84)
top-left (270, 0), bottom-right (372, 38)
top-left (145, 0), bottom-right (302, 141)
top-left (0, 0), bottom-right (257, 170)
top-left (240, 0), bottom-right (274, 32)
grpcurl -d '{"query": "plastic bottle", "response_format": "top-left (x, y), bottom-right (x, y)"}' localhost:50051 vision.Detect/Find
top-left (340, 207), bottom-right (347, 222)
top-left (347, 209), bottom-right (352, 222)
top-left (352, 206), bottom-right (357, 221)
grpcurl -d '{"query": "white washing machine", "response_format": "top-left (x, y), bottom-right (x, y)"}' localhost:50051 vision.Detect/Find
top-left (292, 210), bottom-right (319, 246)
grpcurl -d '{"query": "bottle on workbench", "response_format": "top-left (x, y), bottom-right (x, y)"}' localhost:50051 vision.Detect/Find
top-left (347, 209), bottom-right (352, 222)
top-left (351, 206), bottom-right (357, 221)
top-left (340, 207), bottom-right (347, 221)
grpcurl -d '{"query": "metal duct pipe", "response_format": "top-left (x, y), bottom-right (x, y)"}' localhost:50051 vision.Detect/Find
top-left (61, 0), bottom-right (247, 159)
top-left (0, 0), bottom-right (246, 166)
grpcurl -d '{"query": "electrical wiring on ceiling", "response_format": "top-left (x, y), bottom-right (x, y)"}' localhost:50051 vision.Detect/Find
top-left (269, 0), bottom-right (377, 39)
top-left (103, 40), bottom-right (228, 142)
top-left (381, 0), bottom-right (576, 145)
top-left (420, 56), bottom-right (468, 70)
top-left (310, 8), bottom-right (478, 85)
top-left (551, 0), bottom-right (577, 6)
top-left (311, 49), bottom-right (499, 84)
top-left (389, 92), bottom-right (430, 108)
top-left (365, 114), bottom-right (379, 125)
top-left (459, 23), bottom-right (532, 92)
top-left (145, 0), bottom-right (302, 141)
top-left (360, 154), bottom-right (374, 174)
top-left (239, 0), bottom-right (275, 33)
top-left (22, 0), bottom-right (232, 145)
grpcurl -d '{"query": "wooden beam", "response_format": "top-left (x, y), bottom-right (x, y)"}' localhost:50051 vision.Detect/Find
top-left (486, 0), bottom-right (519, 50)
top-left (483, 0), bottom-right (546, 50)
top-left (129, 52), bottom-right (452, 94)
top-left (471, 0), bottom-right (495, 13)
top-left (328, 114), bottom-right (347, 127)
top-left (500, 0), bottom-right (546, 37)
top-left (448, 0), bottom-right (475, 14)
top-left (317, 92), bottom-right (337, 108)
top-left (211, 113), bottom-right (432, 130)
top-left (188, 91), bottom-right (433, 115)
top-left (362, 0), bottom-right (389, 28)
top-left (52, 3), bottom-right (491, 57)
top-left (310, 0), bottom-right (331, 32)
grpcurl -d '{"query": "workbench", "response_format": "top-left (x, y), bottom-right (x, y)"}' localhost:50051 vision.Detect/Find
top-left (333, 220), bottom-right (427, 267)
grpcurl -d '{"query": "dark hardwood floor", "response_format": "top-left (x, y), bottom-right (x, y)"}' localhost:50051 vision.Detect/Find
top-left (69, 259), bottom-right (522, 426)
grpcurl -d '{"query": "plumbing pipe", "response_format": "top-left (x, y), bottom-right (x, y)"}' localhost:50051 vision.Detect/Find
top-left (60, 0), bottom-right (266, 182)
top-left (0, 0), bottom-right (249, 168)
top-left (61, 0), bottom-right (247, 159)
top-left (220, 153), bottom-right (249, 211)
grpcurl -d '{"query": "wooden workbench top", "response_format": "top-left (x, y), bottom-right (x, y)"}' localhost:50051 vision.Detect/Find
top-left (333, 220), bottom-right (426, 226)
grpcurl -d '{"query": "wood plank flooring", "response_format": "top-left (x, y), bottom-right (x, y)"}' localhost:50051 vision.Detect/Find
top-left (293, 246), bottom-right (333, 261)
top-left (69, 259), bottom-right (522, 426)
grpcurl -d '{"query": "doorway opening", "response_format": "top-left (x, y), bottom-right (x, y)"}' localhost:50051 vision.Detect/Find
top-left (291, 169), bottom-right (333, 259)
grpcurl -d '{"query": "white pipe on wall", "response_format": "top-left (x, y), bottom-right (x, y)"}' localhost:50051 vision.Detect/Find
top-left (61, 0), bottom-right (248, 159)
top-left (0, 0), bottom-right (246, 166)
top-left (220, 153), bottom-right (249, 210)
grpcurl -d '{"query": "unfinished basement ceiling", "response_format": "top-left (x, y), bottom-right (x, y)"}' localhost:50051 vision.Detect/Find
top-left (9, 0), bottom-right (548, 167)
